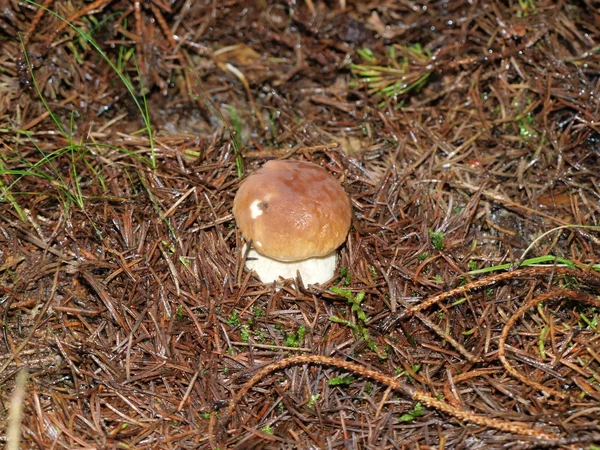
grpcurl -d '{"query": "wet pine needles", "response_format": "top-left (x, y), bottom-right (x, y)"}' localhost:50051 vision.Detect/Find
top-left (217, 266), bottom-right (600, 447)
top-left (1, 0), bottom-right (600, 448)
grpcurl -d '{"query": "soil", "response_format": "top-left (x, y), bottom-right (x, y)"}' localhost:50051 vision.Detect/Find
top-left (1, 1), bottom-right (600, 448)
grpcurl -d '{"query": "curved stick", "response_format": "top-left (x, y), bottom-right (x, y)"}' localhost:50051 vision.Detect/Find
top-left (217, 355), bottom-right (559, 445)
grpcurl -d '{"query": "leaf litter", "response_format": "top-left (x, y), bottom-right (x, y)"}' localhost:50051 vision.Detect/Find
top-left (1, 0), bottom-right (600, 448)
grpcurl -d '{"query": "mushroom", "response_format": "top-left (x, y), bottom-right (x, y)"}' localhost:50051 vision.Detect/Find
top-left (232, 160), bottom-right (352, 285)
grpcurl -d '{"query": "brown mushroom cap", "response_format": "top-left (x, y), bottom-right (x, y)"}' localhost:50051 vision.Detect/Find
top-left (233, 160), bottom-right (352, 262)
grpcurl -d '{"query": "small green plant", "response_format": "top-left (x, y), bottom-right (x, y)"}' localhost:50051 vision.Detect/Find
top-left (329, 287), bottom-right (387, 359)
top-left (416, 252), bottom-right (429, 262)
top-left (253, 329), bottom-right (266, 343)
top-left (240, 325), bottom-right (250, 342)
top-left (337, 266), bottom-right (351, 286)
top-left (350, 44), bottom-right (432, 104)
top-left (176, 305), bottom-right (185, 321)
top-left (516, 112), bottom-right (536, 138)
top-left (179, 256), bottom-right (192, 268)
top-left (561, 275), bottom-right (579, 290)
top-left (538, 324), bottom-right (549, 359)
top-left (161, 240), bottom-right (175, 254)
top-left (398, 402), bottom-right (424, 423)
top-left (331, 287), bottom-right (367, 322)
top-left (260, 424), bottom-right (274, 435)
top-left (516, 0), bottom-right (538, 17)
top-left (284, 325), bottom-right (306, 348)
top-left (267, 111), bottom-right (280, 147)
top-left (226, 311), bottom-right (240, 326)
top-left (579, 311), bottom-right (599, 332)
top-left (450, 297), bottom-right (467, 307)
top-left (328, 376), bottom-right (355, 386)
top-left (394, 365), bottom-right (420, 384)
top-left (368, 265), bottom-right (377, 278)
top-left (428, 229), bottom-right (445, 251)
top-left (306, 393), bottom-right (320, 408)
top-left (226, 105), bottom-right (244, 146)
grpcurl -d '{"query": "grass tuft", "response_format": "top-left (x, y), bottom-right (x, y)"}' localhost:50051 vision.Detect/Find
top-left (350, 44), bottom-right (433, 106)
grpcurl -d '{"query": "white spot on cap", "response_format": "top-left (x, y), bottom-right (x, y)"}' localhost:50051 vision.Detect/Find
top-left (255, 241), bottom-right (262, 248)
top-left (250, 200), bottom-right (263, 219)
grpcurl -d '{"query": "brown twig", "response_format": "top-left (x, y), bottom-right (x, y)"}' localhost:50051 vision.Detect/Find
top-left (217, 354), bottom-right (559, 445)
top-left (408, 267), bottom-right (600, 318)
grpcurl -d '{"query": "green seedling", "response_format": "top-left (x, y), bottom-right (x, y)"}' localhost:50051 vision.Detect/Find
top-left (267, 111), bottom-right (280, 147)
top-left (330, 287), bottom-right (367, 322)
top-left (240, 325), bottom-right (250, 342)
top-left (368, 265), bottom-right (377, 278)
top-left (284, 325), bottom-right (306, 348)
top-left (328, 376), bottom-right (355, 386)
top-left (176, 305), bottom-right (185, 321)
top-left (417, 252), bottom-right (429, 262)
top-left (226, 311), bottom-right (240, 326)
top-left (398, 402), bottom-right (424, 423)
top-left (451, 297), bottom-right (467, 307)
top-left (428, 229), bottom-right (445, 251)
top-left (516, 0), bottom-right (537, 17)
top-left (179, 257), bottom-right (192, 268)
top-left (337, 266), bottom-right (351, 286)
top-left (260, 424), bottom-right (274, 435)
top-left (329, 287), bottom-right (387, 359)
top-left (307, 393), bottom-right (320, 408)
top-left (516, 112), bottom-right (536, 138)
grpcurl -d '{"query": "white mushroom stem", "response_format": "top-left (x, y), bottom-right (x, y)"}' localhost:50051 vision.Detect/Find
top-left (244, 245), bottom-right (338, 286)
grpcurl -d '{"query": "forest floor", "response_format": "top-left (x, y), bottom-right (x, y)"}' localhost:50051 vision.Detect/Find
top-left (1, 1), bottom-right (600, 448)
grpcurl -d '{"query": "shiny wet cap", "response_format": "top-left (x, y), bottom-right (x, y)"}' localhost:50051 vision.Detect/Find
top-left (233, 160), bottom-right (352, 262)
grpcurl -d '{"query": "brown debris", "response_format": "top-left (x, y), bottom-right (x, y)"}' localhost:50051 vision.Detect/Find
top-left (1, 0), bottom-right (600, 448)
